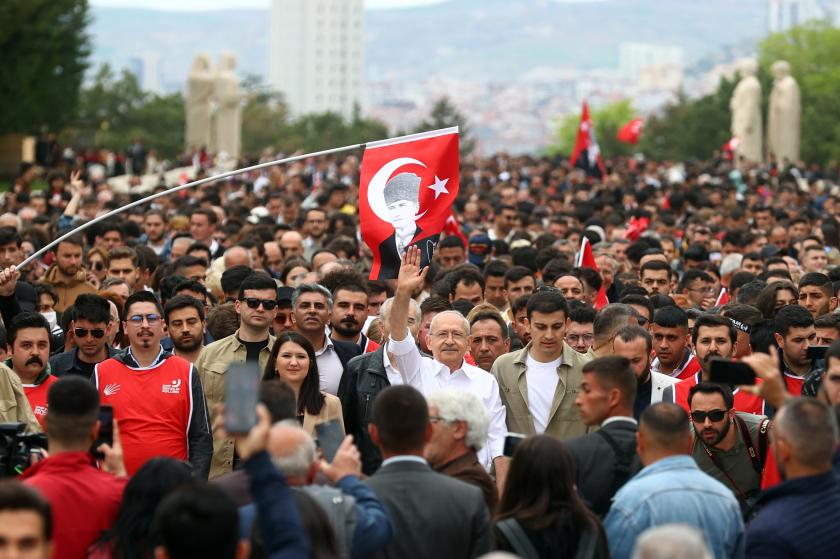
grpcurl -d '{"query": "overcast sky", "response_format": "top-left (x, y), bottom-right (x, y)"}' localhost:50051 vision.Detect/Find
top-left (90, 0), bottom-right (449, 10)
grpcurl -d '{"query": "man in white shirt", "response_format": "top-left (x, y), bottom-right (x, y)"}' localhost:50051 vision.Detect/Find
top-left (388, 247), bottom-right (507, 478)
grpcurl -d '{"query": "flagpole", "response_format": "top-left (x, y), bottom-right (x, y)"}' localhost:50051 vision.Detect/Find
top-left (17, 142), bottom-right (366, 270)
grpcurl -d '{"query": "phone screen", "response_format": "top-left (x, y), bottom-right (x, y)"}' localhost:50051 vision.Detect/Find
top-left (224, 363), bottom-right (260, 434)
top-left (91, 405), bottom-right (114, 460)
top-left (709, 358), bottom-right (757, 386)
top-left (807, 345), bottom-right (829, 361)
top-left (503, 433), bottom-right (527, 457)
top-left (315, 419), bottom-right (344, 462)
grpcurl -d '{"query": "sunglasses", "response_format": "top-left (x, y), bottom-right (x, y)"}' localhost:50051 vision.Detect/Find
top-left (90, 261), bottom-right (104, 271)
top-left (127, 314), bottom-right (162, 325)
top-left (74, 327), bottom-right (106, 339)
top-left (241, 298), bottom-right (278, 310)
top-left (690, 409), bottom-right (727, 423)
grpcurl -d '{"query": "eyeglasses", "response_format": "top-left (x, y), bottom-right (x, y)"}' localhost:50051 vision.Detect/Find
top-left (241, 298), bottom-right (278, 310)
top-left (686, 286), bottom-right (716, 295)
top-left (690, 409), bottom-right (727, 423)
top-left (74, 327), bottom-right (106, 339)
top-left (566, 334), bottom-right (594, 344)
top-left (429, 416), bottom-right (446, 424)
top-left (432, 330), bottom-right (467, 341)
top-left (127, 314), bottom-right (162, 325)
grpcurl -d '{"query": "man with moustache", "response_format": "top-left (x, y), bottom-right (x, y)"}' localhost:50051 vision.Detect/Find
top-left (329, 280), bottom-right (379, 354)
top-left (688, 382), bottom-right (768, 513)
top-left (663, 314), bottom-right (766, 415)
top-left (164, 296), bottom-right (207, 364)
top-left (6, 312), bottom-right (58, 429)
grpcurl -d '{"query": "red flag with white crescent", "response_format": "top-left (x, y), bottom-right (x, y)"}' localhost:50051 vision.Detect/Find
top-left (569, 101), bottom-right (606, 178)
top-left (715, 287), bottom-right (730, 307)
top-left (359, 127), bottom-right (459, 280)
top-left (576, 236), bottom-right (609, 310)
top-left (617, 117), bottom-right (643, 144)
top-left (443, 210), bottom-right (469, 247)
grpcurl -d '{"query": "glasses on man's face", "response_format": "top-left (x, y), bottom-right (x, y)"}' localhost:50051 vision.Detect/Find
top-left (429, 416), bottom-right (446, 424)
top-left (432, 330), bottom-right (467, 342)
top-left (686, 286), bottom-right (715, 295)
top-left (127, 314), bottom-right (162, 326)
top-left (566, 334), bottom-right (594, 344)
top-left (690, 409), bottom-right (727, 423)
top-left (75, 327), bottom-right (106, 339)
top-left (241, 298), bottom-right (278, 311)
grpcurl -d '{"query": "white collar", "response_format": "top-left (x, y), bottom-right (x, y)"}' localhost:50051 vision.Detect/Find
top-left (601, 416), bottom-right (638, 428)
top-left (381, 455), bottom-right (428, 468)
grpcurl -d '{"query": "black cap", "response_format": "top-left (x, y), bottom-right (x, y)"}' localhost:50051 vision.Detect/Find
top-left (277, 286), bottom-right (294, 303)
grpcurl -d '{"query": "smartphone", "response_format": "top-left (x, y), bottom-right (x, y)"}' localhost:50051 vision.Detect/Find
top-left (315, 419), bottom-right (344, 462)
top-left (807, 345), bottom-right (829, 361)
top-left (503, 433), bottom-right (527, 457)
top-left (709, 358), bottom-right (756, 386)
top-left (224, 363), bottom-right (260, 434)
top-left (91, 405), bottom-right (114, 460)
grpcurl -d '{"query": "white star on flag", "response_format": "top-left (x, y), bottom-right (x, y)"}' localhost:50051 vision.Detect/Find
top-left (428, 175), bottom-right (449, 199)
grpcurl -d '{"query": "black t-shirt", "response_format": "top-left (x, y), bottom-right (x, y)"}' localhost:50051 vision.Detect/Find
top-left (74, 357), bottom-right (97, 380)
top-left (239, 337), bottom-right (269, 363)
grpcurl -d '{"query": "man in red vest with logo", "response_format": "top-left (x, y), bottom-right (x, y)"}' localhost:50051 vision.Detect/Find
top-left (663, 314), bottom-right (765, 415)
top-left (94, 291), bottom-right (212, 477)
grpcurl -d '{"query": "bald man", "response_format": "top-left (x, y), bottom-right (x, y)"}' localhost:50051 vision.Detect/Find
top-left (267, 421), bottom-right (392, 557)
top-left (264, 242), bottom-right (283, 277)
top-left (280, 231), bottom-right (305, 259)
top-left (223, 246), bottom-right (252, 269)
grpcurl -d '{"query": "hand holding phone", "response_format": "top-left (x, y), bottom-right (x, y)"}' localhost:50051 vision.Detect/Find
top-left (709, 358), bottom-right (757, 386)
top-left (315, 419), bottom-right (345, 463)
top-left (503, 433), bottom-right (527, 457)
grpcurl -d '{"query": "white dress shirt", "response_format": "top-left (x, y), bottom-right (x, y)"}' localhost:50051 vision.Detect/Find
top-left (315, 337), bottom-right (344, 396)
top-left (381, 346), bottom-right (405, 387)
top-left (389, 330), bottom-right (507, 470)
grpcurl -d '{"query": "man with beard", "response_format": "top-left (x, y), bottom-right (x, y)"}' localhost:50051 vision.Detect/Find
top-left (797, 273), bottom-right (837, 319)
top-left (689, 382), bottom-right (768, 512)
top-left (664, 314), bottom-right (766, 415)
top-left (41, 235), bottom-right (97, 312)
top-left (612, 326), bottom-right (677, 419)
top-left (164, 296), bottom-right (206, 364)
top-left (650, 306), bottom-right (701, 380)
top-left (330, 282), bottom-right (379, 354)
top-left (142, 209), bottom-right (169, 256)
top-left (6, 312), bottom-right (58, 428)
top-left (774, 305), bottom-right (821, 396)
top-left (50, 294), bottom-right (120, 379)
top-left (96, 291), bottom-right (212, 477)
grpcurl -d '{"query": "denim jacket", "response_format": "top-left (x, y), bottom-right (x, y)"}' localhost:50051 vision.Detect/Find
top-left (604, 455), bottom-right (745, 559)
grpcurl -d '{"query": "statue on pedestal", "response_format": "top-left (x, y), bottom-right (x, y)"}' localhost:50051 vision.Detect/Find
top-left (213, 53), bottom-right (242, 160)
top-left (767, 60), bottom-right (801, 165)
top-left (730, 59), bottom-right (762, 164)
top-left (185, 54), bottom-right (214, 150)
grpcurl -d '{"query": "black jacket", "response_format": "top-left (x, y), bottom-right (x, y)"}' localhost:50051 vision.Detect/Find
top-left (337, 347), bottom-right (390, 475)
top-left (375, 225), bottom-right (438, 280)
top-left (50, 346), bottom-right (122, 379)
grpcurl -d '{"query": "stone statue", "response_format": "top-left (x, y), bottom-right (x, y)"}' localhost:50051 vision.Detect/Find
top-left (185, 54), bottom-right (214, 150)
top-left (767, 60), bottom-right (801, 165)
top-left (730, 59), bottom-right (762, 164)
top-left (213, 52), bottom-right (242, 159)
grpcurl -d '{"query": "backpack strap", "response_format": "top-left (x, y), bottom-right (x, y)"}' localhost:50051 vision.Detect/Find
top-left (757, 417), bottom-right (770, 470)
top-left (574, 524), bottom-right (599, 559)
top-left (496, 518), bottom-right (540, 559)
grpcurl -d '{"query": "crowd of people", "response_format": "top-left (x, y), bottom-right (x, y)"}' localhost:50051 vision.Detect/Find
top-left (0, 149), bottom-right (839, 559)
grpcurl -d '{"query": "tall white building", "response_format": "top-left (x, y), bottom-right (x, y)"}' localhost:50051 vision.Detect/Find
top-left (768, 0), bottom-right (831, 32)
top-left (128, 52), bottom-right (162, 94)
top-left (268, 0), bottom-right (365, 119)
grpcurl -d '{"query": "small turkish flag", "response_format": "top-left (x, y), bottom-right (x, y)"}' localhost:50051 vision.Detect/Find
top-left (360, 127), bottom-right (459, 280)
top-left (624, 216), bottom-right (650, 241)
top-left (443, 210), bottom-right (469, 247)
top-left (569, 101), bottom-right (606, 178)
top-left (576, 236), bottom-right (609, 310)
top-left (617, 117), bottom-right (643, 144)
top-left (715, 288), bottom-right (730, 307)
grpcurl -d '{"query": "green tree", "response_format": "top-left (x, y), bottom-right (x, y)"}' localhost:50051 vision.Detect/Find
top-left (758, 20), bottom-right (840, 163)
top-left (65, 64), bottom-right (185, 158)
top-left (639, 76), bottom-right (737, 161)
top-left (549, 99), bottom-right (637, 159)
top-left (414, 96), bottom-right (475, 156)
top-left (0, 0), bottom-right (91, 134)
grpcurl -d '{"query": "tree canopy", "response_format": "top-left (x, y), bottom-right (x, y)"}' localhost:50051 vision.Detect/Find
top-left (550, 99), bottom-right (637, 159)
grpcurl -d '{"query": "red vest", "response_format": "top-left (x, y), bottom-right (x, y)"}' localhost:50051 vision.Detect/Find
top-left (782, 373), bottom-right (805, 396)
top-left (674, 354), bottom-right (702, 381)
top-left (95, 355), bottom-right (194, 475)
top-left (364, 338), bottom-right (381, 354)
top-left (23, 375), bottom-right (59, 429)
top-left (673, 373), bottom-right (766, 415)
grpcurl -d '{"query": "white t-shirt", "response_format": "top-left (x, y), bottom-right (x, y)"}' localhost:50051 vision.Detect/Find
top-left (525, 353), bottom-right (562, 434)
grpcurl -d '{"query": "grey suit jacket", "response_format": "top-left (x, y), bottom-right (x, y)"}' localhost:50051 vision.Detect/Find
top-left (564, 419), bottom-right (641, 517)
top-left (364, 459), bottom-right (492, 559)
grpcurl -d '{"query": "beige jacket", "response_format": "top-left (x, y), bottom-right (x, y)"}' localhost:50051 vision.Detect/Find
top-left (42, 266), bottom-right (97, 313)
top-left (0, 363), bottom-right (40, 433)
top-left (491, 342), bottom-right (592, 441)
top-left (194, 330), bottom-right (276, 479)
top-left (301, 393), bottom-right (345, 436)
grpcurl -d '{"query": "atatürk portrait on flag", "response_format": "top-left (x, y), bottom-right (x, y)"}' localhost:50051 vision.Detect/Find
top-left (376, 172), bottom-right (437, 280)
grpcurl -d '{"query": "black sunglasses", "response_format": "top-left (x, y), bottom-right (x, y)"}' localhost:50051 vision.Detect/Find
top-left (691, 409), bottom-right (727, 423)
top-left (75, 327), bottom-right (106, 339)
top-left (241, 298), bottom-right (278, 310)
top-left (90, 261), bottom-right (104, 271)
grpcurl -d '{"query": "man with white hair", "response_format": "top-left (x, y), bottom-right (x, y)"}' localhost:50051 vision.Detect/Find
top-left (266, 421), bottom-right (393, 558)
top-left (338, 295), bottom-right (422, 475)
top-left (388, 247), bottom-right (507, 477)
top-left (719, 254), bottom-right (743, 300)
top-left (426, 389), bottom-right (497, 509)
top-left (631, 525), bottom-right (712, 559)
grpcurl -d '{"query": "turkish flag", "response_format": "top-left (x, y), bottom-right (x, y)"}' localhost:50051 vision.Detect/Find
top-left (624, 216), bottom-right (650, 241)
top-left (715, 288), bottom-right (730, 307)
top-left (360, 127), bottom-right (459, 280)
top-left (576, 236), bottom-right (609, 310)
top-left (569, 101), bottom-right (606, 178)
top-left (722, 137), bottom-right (740, 161)
top-left (617, 117), bottom-right (643, 144)
top-left (443, 210), bottom-right (469, 247)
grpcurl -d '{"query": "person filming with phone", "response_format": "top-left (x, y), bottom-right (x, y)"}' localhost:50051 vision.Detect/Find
top-left (20, 376), bottom-right (127, 559)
